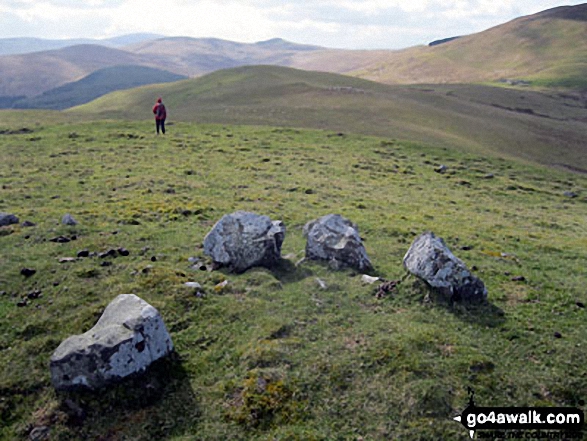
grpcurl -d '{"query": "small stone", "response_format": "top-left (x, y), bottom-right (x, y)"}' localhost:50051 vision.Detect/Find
top-left (184, 282), bottom-right (202, 289)
top-left (20, 268), bottom-right (36, 277)
top-left (100, 261), bottom-right (113, 267)
top-left (435, 165), bottom-right (448, 174)
top-left (563, 191), bottom-right (578, 198)
top-left (62, 214), bottom-right (78, 226)
top-left (17, 299), bottom-right (28, 307)
top-left (27, 290), bottom-right (42, 300)
top-left (461, 245), bottom-right (473, 251)
top-left (576, 302), bottom-right (585, 308)
top-left (511, 276), bottom-right (526, 282)
top-left (141, 265), bottom-right (153, 274)
top-left (50, 236), bottom-right (71, 243)
top-left (554, 332), bottom-right (562, 339)
top-left (29, 425), bottom-right (50, 441)
top-left (58, 257), bottom-right (77, 263)
top-left (361, 274), bottom-right (380, 285)
top-left (22, 221), bottom-right (36, 227)
top-left (316, 278), bottom-right (327, 290)
top-left (118, 248), bottom-right (130, 257)
top-left (484, 173), bottom-right (495, 179)
top-left (77, 250), bottom-right (90, 258)
top-left (188, 257), bottom-right (200, 264)
top-left (214, 280), bottom-right (229, 292)
top-left (151, 256), bottom-right (157, 262)
top-left (0, 212), bottom-right (19, 227)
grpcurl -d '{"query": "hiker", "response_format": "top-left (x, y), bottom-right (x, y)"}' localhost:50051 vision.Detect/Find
top-left (152, 98), bottom-right (167, 134)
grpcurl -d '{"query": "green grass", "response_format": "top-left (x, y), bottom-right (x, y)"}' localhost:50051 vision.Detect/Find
top-left (68, 66), bottom-right (587, 172)
top-left (0, 119), bottom-right (586, 440)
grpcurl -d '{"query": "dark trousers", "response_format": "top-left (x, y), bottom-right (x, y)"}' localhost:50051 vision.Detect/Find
top-left (156, 119), bottom-right (166, 134)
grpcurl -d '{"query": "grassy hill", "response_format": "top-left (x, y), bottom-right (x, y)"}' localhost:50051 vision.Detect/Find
top-left (291, 3), bottom-right (587, 89)
top-left (70, 65), bottom-right (587, 171)
top-left (0, 116), bottom-right (585, 439)
top-left (9, 65), bottom-right (187, 110)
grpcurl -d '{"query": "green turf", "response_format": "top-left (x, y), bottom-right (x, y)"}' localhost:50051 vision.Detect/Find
top-left (67, 65), bottom-right (587, 172)
top-left (0, 119), bottom-right (585, 440)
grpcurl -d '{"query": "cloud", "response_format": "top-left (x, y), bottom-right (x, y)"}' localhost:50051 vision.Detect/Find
top-left (0, 0), bottom-right (584, 48)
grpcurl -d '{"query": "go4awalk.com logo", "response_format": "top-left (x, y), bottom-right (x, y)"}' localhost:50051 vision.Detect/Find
top-left (453, 388), bottom-right (585, 439)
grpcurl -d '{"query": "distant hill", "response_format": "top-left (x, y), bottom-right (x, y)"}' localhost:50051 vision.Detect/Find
top-left (0, 33), bottom-right (163, 56)
top-left (9, 65), bottom-right (186, 110)
top-left (288, 3), bottom-right (587, 89)
top-left (0, 45), bottom-right (157, 98)
top-left (70, 65), bottom-right (587, 171)
top-left (0, 37), bottom-right (323, 99)
top-left (124, 37), bottom-right (323, 76)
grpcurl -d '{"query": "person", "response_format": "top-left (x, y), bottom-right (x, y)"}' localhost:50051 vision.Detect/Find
top-left (152, 98), bottom-right (167, 134)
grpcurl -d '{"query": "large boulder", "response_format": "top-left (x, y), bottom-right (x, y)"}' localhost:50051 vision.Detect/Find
top-left (403, 232), bottom-right (487, 303)
top-left (50, 294), bottom-right (174, 391)
top-left (303, 214), bottom-right (373, 271)
top-left (203, 211), bottom-right (286, 273)
top-left (0, 212), bottom-right (19, 227)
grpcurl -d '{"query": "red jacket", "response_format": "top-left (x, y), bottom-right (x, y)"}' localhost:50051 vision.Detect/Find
top-left (153, 102), bottom-right (167, 120)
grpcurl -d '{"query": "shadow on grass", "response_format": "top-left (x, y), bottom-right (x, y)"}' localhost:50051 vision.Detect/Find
top-left (55, 352), bottom-right (200, 439)
top-left (414, 280), bottom-right (506, 328)
top-left (269, 258), bottom-right (315, 285)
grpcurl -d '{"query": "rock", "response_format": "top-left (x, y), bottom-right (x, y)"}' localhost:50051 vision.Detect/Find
top-left (361, 274), bottom-right (380, 284)
top-left (50, 294), bottom-right (174, 391)
top-left (184, 282), bottom-right (202, 289)
top-left (214, 280), bottom-right (229, 292)
top-left (117, 248), bottom-right (130, 257)
top-left (563, 191), bottom-right (578, 198)
top-left (0, 212), bottom-right (19, 227)
top-left (58, 257), bottom-right (77, 263)
top-left (435, 165), bottom-right (448, 174)
top-left (484, 173), bottom-right (495, 179)
top-left (22, 220), bottom-right (36, 227)
top-left (20, 268), bottom-right (36, 277)
top-left (77, 250), bottom-right (90, 258)
top-left (403, 232), bottom-right (487, 303)
top-left (62, 213), bottom-right (78, 226)
top-left (203, 211), bottom-right (286, 273)
top-left (303, 214), bottom-right (372, 271)
top-left (50, 236), bottom-right (71, 243)
top-left (554, 332), bottom-right (562, 339)
top-left (29, 426), bottom-right (50, 441)
top-left (316, 278), bottom-right (328, 290)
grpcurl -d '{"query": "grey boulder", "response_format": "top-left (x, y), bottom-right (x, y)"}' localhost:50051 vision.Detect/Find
top-left (403, 232), bottom-right (487, 303)
top-left (50, 294), bottom-right (173, 391)
top-left (0, 212), bottom-right (19, 227)
top-left (303, 214), bottom-right (372, 271)
top-left (204, 211), bottom-right (286, 273)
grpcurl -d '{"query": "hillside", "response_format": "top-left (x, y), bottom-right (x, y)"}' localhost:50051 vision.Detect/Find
top-left (0, 45), bottom-right (155, 98)
top-left (0, 117), bottom-right (585, 439)
top-left (9, 65), bottom-right (187, 110)
top-left (289, 3), bottom-right (587, 89)
top-left (70, 65), bottom-right (587, 171)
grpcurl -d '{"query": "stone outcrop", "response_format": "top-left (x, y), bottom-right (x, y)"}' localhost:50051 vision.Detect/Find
top-left (303, 214), bottom-right (372, 271)
top-left (403, 232), bottom-right (487, 302)
top-left (203, 211), bottom-right (285, 273)
top-left (50, 294), bottom-right (173, 390)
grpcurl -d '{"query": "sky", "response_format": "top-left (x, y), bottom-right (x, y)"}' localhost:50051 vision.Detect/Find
top-left (0, 0), bottom-right (585, 49)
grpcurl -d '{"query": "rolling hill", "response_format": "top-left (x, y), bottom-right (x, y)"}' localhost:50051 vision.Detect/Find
top-left (70, 65), bottom-right (587, 171)
top-left (9, 65), bottom-right (187, 110)
top-left (336, 3), bottom-right (587, 88)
